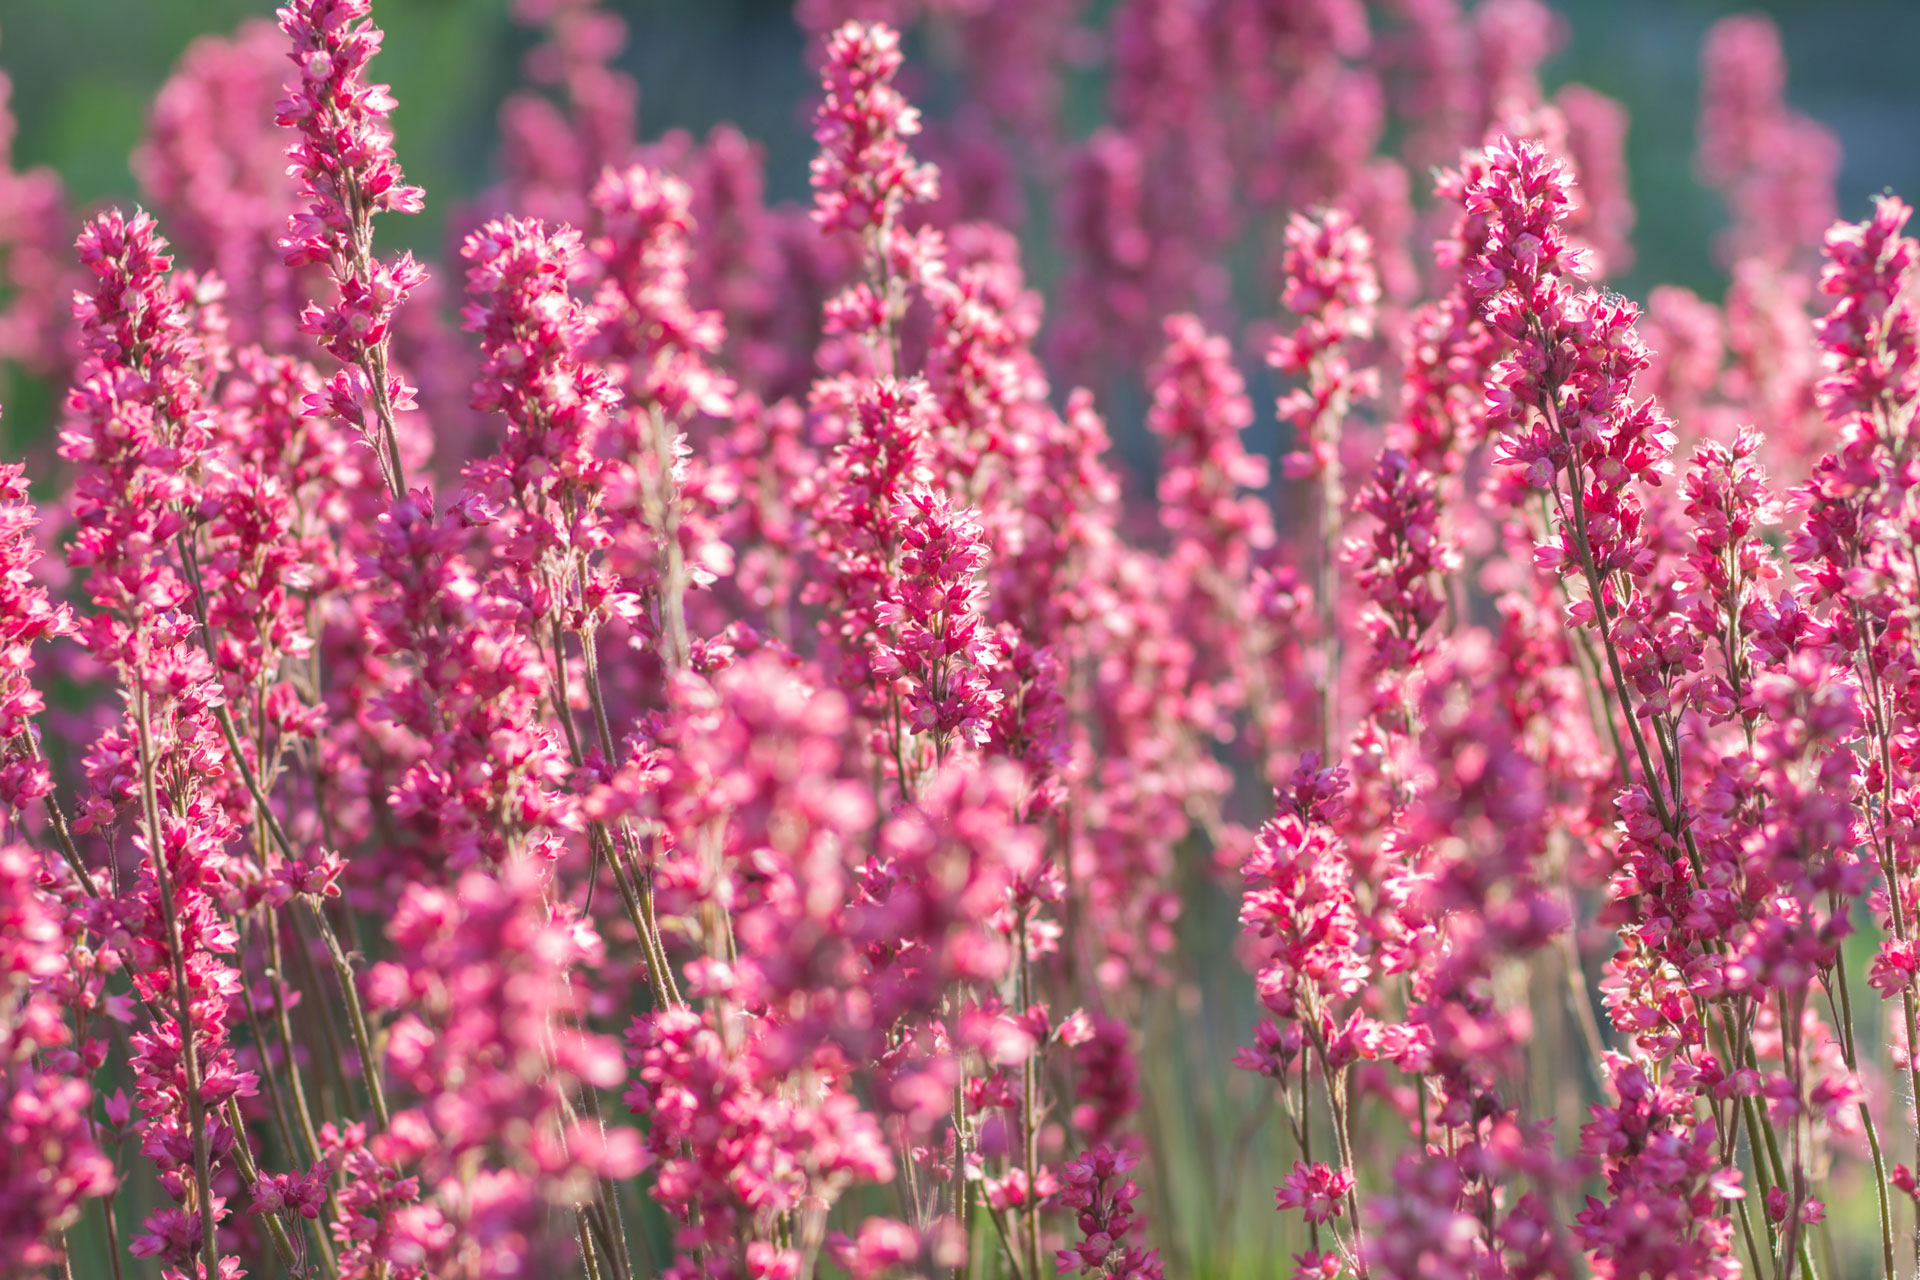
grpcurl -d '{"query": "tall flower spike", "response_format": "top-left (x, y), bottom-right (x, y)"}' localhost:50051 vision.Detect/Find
top-left (0, 459), bottom-right (73, 818)
top-left (589, 164), bottom-right (738, 672)
top-left (277, 0), bottom-right (427, 495)
top-left (1149, 314), bottom-right (1270, 559)
top-left (1271, 206), bottom-right (1381, 484)
top-left (810, 376), bottom-right (933, 713)
top-left (1053, 1147), bottom-right (1164, 1280)
top-left (810, 23), bottom-right (938, 240)
top-left (1349, 449), bottom-right (1454, 686)
top-left (1697, 13), bottom-right (1840, 267)
top-left (1143, 313), bottom-right (1274, 771)
top-left (0, 73), bottom-right (74, 377)
top-left (1460, 132), bottom-right (1764, 1280)
top-left (462, 215), bottom-right (612, 502)
top-left (1271, 206), bottom-right (1381, 760)
top-left (589, 165), bottom-right (734, 423)
top-left (137, 20), bottom-right (303, 347)
top-left (810, 21), bottom-right (942, 374)
top-left (873, 490), bottom-right (1001, 751)
top-left (1811, 193), bottom-right (1918, 427)
top-left (61, 208), bottom-right (215, 675)
top-left (62, 207), bottom-right (250, 1280)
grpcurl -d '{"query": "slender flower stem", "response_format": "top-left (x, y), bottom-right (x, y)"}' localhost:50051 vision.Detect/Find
top-left (578, 623), bottom-right (682, 1011)
top-left (306, 895), bottom-right (391, 1130)
top-left (983, 1203), bottom-right (1029, 1280)
top-left (1017, 922), bottom-right (1043, 1280)
top-left (222, 1098), bottom-right (304, 1273)
top-left (1826, 955), bottom-right (1896, 1280)
top-left (131, 683), bottom-right (219, 1280)
top-left (99, 1193), bottom-right (126, 1280)
top-left (264, 909), bottom-right (331, 1159)
top-left (639, 403), bottom-right (692, 672)
top-left (951, 1044), bottom-right (970, 1280)
top-left (282, 906), bottom-right (356, 1125)
top-left (207, 696), bottom-right (392, 1130)
top-left (1314, 391), bottom-right (1343, 763)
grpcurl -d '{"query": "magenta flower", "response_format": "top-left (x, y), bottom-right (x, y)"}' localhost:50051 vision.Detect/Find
top-left (5, 5), bottom-right (1920, 1279)
top-left (276, 0), bottom-right (426, 494)
top-left (809, 23), bottom-right (937, 240)
top-left (1053, 1146), bottom-right (1164, 1280)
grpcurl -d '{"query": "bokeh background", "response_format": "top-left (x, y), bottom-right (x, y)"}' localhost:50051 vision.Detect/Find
top-left (5, 0), bottom-right (1917, 464)
top-left (5, 0), bottom-right (1920, 469)
top-left (7, 0), bottom-right (1920, 302)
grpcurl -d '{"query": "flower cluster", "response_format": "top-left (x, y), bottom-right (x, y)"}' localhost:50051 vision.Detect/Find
top-left (277, 0), bottom-right (427, 495)
top-left (1053, 1147), bottom-right (1163, 1280)
top-left (809, 22), bottom-right (938, 241)
top-left (0, 75), bottom-right (74, 376)
top-left (5, 4), bottom-right (1920, 1280)
top-left (0, 462), bottom-right (69, 812)
top-left (0, 843), bottom-right (114, 1273)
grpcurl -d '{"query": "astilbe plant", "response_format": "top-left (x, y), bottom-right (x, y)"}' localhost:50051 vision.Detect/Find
top-left (5, 2), bottom-right (1920, 1279)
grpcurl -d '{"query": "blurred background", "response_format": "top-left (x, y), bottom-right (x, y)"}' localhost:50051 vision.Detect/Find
top-left (6, 0), bottom-right (1920, 304)
top-left (6, 0), bottom-right (1918, 466)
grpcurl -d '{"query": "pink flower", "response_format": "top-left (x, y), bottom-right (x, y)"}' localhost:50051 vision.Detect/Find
top-left (11, 8), bottom-right (1920, 1280)
top-left (0, 463), bottom-right (72, 814)
top-left (275, 0), bottom-right (424, 267)
top-left (1697, 14), bottom-right (1839, 266)
top-left (1053, 1147), bottom-right (1165, 1280)
top-left (809, 23), bottom-right (937, 239)
top-left (1271, 205), bottom-right (1381, 482)
top-left (1275, 1161), bottom-right (1356, 1224)
top-left (276, 0), bottom-right (425, 493)
top-left (1872, 939), bottom-right (1920, 998)
top-left (250, 1164), bottom-right (328, 1219)
top-left (0, 72), bottom-right (74, 376)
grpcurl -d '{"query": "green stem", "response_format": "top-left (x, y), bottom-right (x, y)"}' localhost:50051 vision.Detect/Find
top-left (132, 683), bottom-right (220, 1280)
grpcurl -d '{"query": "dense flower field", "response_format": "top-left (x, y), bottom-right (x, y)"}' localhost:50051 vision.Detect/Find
top-left (1, 0), bottom-right (1915, 1277)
